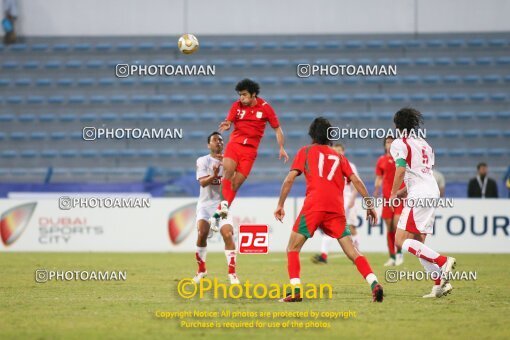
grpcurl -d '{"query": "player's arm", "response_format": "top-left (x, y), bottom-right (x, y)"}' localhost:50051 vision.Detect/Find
top-left (273, 126), bottom-right (289, 163)
top-left (374, 175), bottom-right (383, 197)
top-left (197, 162), bottom-right (220, 188)
top-left (349, 173), bottom-right (377, 224)
top-left (274, 170), bottom-right (299, 222)
top-left (390, 166), bottom-right (406, 199)
top-left (218, 120), bottom-right (232, 132)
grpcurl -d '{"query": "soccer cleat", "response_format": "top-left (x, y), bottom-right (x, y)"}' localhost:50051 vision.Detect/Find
top-left (311, 254), bottom-right (327, 264)
top-left (423, 285), bottom-right (443, 298)
top-left (279, 289), bottom-right (302, 302)
top-left (228, 273), bottom-right (240, 284)
top-left (442, 282), bottom-right (453, 296)
top-left (372, 284), bottom-right (384, 302)
top-left (440, 257), bottom-right (456, 287)
top-left (218, 200), bottom-right (229, 218)
top-left (193, 271), bottom-right (207, 284)
top-left (383, 258), bottom-right (396, 267)
top-left (395, 253), bottom-right (404, 266)
top-left (423, 283), bottom-right (453, 298)
top-left (208, 216), bottom-right (219, 233)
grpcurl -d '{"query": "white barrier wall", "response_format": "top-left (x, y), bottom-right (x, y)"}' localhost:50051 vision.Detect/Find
top-left (12, 0), bottom-right (510, 36)
top-left (0, 198), bottom-right (508, 253)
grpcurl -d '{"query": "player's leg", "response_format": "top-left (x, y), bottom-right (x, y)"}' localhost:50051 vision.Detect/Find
top-left (220, 156), bottom-right (238, 208)
top-left (312, 231), bottom-right (331, 264)
top-left (393, 213), bottom-right (404, 265)
top-left (280, 231), bottom-right (307, 302)
top-left (280, 210), bottom-right (317, 302)
top-left (383, 204), bottom-right (397, 266)
top-left (219, 217), bottom-right (239, 284)
top-left (395, 207), bottom-right (456, 291)
top-left (349, 225), bottom-right (360, 251)
top-left (193, 218), bottom-right (210, 283)
top-left (337, 232), bottom-right (384, 302)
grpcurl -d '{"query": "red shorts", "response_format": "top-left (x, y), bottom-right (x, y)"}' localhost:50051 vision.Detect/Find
top-left (381, 200), bottom-right (404, 219)
top-left (224, 142), bottom-right (258, 178)
top-left (293, 209), bottom-right (349, 239)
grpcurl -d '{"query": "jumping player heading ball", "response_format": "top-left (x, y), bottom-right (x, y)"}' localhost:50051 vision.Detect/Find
top-left (213, 79), bottom-right (288, 226)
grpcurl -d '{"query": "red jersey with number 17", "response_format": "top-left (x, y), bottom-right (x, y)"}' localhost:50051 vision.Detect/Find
top-left (291, 144), bottom-right (354, 214)
top-left (226, 97), bottom-right (280, 148)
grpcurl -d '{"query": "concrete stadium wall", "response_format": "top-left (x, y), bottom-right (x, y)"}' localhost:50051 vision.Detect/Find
top-left (10, 0), bottom-right (510, 37)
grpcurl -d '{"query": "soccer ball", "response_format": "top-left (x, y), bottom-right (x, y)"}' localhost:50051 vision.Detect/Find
top-left (178, 34), bottom-right (199, 54)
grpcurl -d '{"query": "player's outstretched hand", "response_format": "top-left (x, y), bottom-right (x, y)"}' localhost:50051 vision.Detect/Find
top-left (218, 120), bottom-right (231, 132)
top-left (279, 147), bottom-right (289, 163)
top-left (274, 206), bottom-right (285, 222)
top-left (366, 208), bottom-right (377, 225)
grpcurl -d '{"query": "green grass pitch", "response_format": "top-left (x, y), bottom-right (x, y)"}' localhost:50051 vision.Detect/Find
top-left (1, 252), bottom-right (508, 339)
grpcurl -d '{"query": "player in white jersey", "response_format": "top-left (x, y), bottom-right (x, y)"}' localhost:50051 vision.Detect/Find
top-left (312, 143), bottom-right (360, 264)
top-left (389, 108), bottom-right (456, 298)
top-left (193, 132), bottom-right (240, 285)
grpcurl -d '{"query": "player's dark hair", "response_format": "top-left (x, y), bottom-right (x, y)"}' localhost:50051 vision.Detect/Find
top-left (477, 162), bottom-right (487, 170)
top-left (309, 117), bottom-right (332, 145)
top-left (207, 131), bottom-right (222, 144)
top-left (235, 78), bottom-right (260, 96)
top-left (393, 107), bottom-right (424, 135)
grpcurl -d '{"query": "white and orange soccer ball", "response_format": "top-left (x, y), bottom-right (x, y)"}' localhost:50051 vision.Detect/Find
top-left (177, 34), bottom-right (199, 54)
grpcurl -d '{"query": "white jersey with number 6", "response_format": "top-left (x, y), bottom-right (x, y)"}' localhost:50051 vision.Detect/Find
top-left (390, 137), bottom-right (439, 199)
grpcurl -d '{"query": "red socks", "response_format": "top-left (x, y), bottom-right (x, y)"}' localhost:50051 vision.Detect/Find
top-left (220, 178), bottom-right (237, 206)
top-left (195, 253), bottom-right (206, 273)
top-left (354, 256), bottom-right (373, 278)
top-left (387, 230), bottom-right (396, 258)
top-left (287, 251), bottom-right (301, 280)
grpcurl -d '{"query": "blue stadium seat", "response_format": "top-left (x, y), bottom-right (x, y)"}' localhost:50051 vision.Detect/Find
top-left (19, 114), bottom-right (36, 122)
top-left (463, 75), bottom-right (480, 84)
top-left (158, 150), bottom-right (176, 157)
top-left (366, 40), bottom-right (384, 49)
top-left (41, 150), bottom-right (58, 158)
top-left (219, 41), bottom-right (236, 50)
top-left (497, 111), bottom-right (510, 119)
top-left (324, 41), bottom-right (340, 49)
top-left (36, 79), bottom-right (52, 87)
top-left (449, 149), bottom-right (467, 157)
top-left (140, 113), bottom-right (158, 121)
top-left (410, 93), bottom-right (427, 101)
top-left (422, 75), bottom-right (440, 84)
top-left (290, 94), bottom-right (308, 103)
top-left (81, 150), bottom-right (99, 158)
top-left (251, 59), bottom-right (268, 67)
top-left (231, 59), bottom-right (248, 68)
top-left (490, 93), bottom-right (507, 101)
top-left (303, 41), bottom-right (320, 50)
top-left (487, 149), bottom-right (506, 157)
top-left (434, 57), bottom-right (453, 66)
top-left (414, 58), bottom-right (433, 66)
top-left (345, 40), bottom-right (362, 49)
top-left (80, 114), bottom-right (97, 122)
top-left (117, 43), bottom-right (133, 51)
top-left (496, 56), bottom-right (510, 65)
top-left (475, 111), bottom-right (493, 119)
top-left (447, 39), bottom-right (464, 47)
top-left (387, 40), bottom-right (404, 48)
top-left (2, 61), bottom-right (18, 69)
top-left (50, 132), bottom-right (67, 140)
top-left (1, 150), bottom-right (16, 158)
top-left (426, 39), bottom-right (444, 48)
top-left (444, 130), bottom-right (462, 138)
top-left (77, 78), bottom-right (94, 86)
top-left (261, 41), bottom-right (278, 50)
top-left (449, 93), bottom-right (467, 101)
top-left (281, 77), bottom-right (299, 86)
top-left (462, 130), bottom-right (480, 138)
top-left (469, 93), bottom-right (486, 102)
top-left (95, 43), bottom-right (112, 51)
top-left (15, 78), bottom-right (31, 87)
top-left (468, 148), bottom-right (486, 157)
top-left (47, 96), bottom-right (65, 104)
top-left (61, 150), bottom-right (78, 158)
top-left (482, 130), bottom-right (501, 138)
top-left (21, 150), bottom-right (37, 158)
top-left (57, 78), bottom-right (73, 86)
top-left (483, 75), bottom-right (501, 83)
top-left (65, 60), bottom-right (81, 69)
top-left (31, 43), bottom-right (48, 51)
top-left (30, 131), bottom-right (48, 140)
top-left (437, 112), bottom-right (454, 120)
top-left (139, 149), bottom-right (156, 157)
top-left (467, 39), bottom-right (484, 47)
top-left (457, 111), bottom-right (475, 120)
top-left (39, 114), bottom-right (56, 122)
top-left (444, 75), bottom-right (460, 84)
top-left (59, 114), bottom-right (75, 122)
top-left (488, 39), bottom-right (506, 47)
top-left (434, 148), bottom-right (447, 157)
top-left (0, 78), bottom-right (10, 87)
top-left (426, 130), bottom-right (442, 138)
top-left (7, 96), bottom-right (22, 104)
top-left (240, 42), bottom-right (256, 50)
top-left (130, 95), bottom-right (147, 104)
top-left (475, 57), bottom-right (493, 66)
top-left (0, 114), bottom-right (14, 122)
top-left (282, 41), bottom-right (299, 49)
top-left (430, 93), bottom-right (447, 102)
top-left (10, 132), bottom-right (27, 140)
